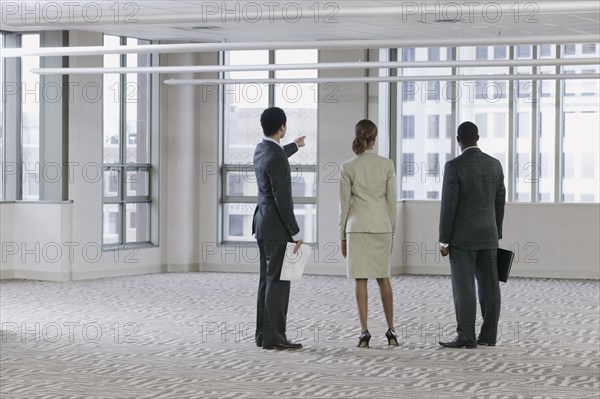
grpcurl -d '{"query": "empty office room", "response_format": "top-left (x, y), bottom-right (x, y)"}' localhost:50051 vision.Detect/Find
top-left (0, 1), bottom-right (599, 398)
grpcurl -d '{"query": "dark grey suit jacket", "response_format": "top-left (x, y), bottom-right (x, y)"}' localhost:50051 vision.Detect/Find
top-left (252, 140), bottom-right (300, 241)
top-left (439, 147), bottom-right (506, 250)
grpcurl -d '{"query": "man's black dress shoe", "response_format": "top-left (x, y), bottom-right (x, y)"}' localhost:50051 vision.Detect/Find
top-left (476, 339), bottom-right (496, 346)
top-left (439, 339), bottom-right (477, 349)
top-left (263, 341), bottom-right (302, 350)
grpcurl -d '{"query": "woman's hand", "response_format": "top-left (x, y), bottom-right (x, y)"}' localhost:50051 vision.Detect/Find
top-left (341, 240), bottom-right (347, 258)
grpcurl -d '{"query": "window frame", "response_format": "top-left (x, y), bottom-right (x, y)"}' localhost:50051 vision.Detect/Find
top-left (101, 36), bottom-right (158, 250)
top-left (393, 43), bottom-right (599, 203)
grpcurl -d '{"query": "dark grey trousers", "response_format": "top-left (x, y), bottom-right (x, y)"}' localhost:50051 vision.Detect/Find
top-left (449, 247), bottom-right (501, 344)
top-left (255, 240), bottom-right (290, 347)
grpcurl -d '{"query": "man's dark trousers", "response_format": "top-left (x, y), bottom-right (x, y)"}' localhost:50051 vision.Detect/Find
top-left (256, 240), bottom-right (290, 347)
top-left (449, 247), bottom-right (501, 344)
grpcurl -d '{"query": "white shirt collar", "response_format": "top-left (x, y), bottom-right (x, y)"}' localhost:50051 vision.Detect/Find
top-left (462, 145), bottom-right (479, 152)
top-left (263, 136), bottom-right (283, 148)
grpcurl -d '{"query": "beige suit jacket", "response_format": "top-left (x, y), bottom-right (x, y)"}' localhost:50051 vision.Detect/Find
top-left (339, 150), bottom-right (397, 240)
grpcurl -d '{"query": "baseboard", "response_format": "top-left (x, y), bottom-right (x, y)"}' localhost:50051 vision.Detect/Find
top-left (72, 264), bottom-right (165, 280)
top-left (403, 265), bottom-right (451, 276)
top-left (200, 263), bottom-right (258, 273)
top-left (168, 263), bottom-right (200, 273)
top-left (510, 267), bottom-right (599, 280)
top-left (0, 269), bottom-right (16, 280)
top-left (3, 263), bottom-right (596, 281)
top-left (199, 263), bottom-right (404, 277)
top-left (403, 264), bottom-right (599, 280)
top-left (9, 269), bottom-right (71, 282)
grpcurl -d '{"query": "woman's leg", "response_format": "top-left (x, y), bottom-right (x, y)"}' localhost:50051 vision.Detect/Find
top-left (376, 278), bottom-right (394, 329)
top-left (355, 278), bottom-right (368, 331)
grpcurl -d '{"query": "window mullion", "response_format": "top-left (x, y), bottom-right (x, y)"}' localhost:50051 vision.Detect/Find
top-left (554, 45), bottom-right (563, 203)
top-left (450, 46), bottom-right (457, 159)
top-left (119, 38), bottom-right (127, 245)
top-left (268, 50), bottom-right (275, 106)
top-left (531, 45), bottom-right (540, 202)
top-left (3, 34), bottom-right (22, 200)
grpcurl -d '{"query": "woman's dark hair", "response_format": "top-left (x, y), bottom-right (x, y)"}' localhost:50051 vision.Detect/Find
top-left (260, 107), bottom-right (287, 137)
top-left (352, 119), bottom-right (378, 155)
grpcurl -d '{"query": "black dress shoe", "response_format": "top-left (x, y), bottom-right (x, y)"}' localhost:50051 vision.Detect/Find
top-left (263, 341), bottom-right (302, 350)
top-left (476, 339), bottom-right (496, 346)
top-left (439, 339), bottom-right (477, 349)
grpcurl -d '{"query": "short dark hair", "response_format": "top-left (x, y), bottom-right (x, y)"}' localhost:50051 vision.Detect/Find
top-left (457, 121), bottom-right (479, 142)
top-left (260, 107), bottom-right (287, 137)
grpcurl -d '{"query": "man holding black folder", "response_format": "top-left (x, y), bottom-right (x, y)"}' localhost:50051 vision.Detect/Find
top-left (439, 121), bottom-right (506, 348)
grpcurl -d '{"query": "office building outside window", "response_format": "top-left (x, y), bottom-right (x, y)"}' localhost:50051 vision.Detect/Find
top-left (394, 43), bottom-right (598, 203)
top-left (398, 47), bottom-right (452, 200)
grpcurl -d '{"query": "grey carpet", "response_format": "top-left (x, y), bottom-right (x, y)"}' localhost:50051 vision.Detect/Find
top-left (1, 273), bottom-right (598, 399)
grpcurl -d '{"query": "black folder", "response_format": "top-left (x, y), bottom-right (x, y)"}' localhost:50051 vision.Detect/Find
top-left (497, 248), bottom-right (515, 282)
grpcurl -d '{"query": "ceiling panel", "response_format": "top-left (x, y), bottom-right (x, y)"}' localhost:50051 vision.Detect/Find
top-left (1, 0), bottom-right (598, 44)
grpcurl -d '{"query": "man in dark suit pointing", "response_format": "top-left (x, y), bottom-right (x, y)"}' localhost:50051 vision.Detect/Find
top-left (253, 107), bottom-right (305, 350)
top-left (439, 121), bottom-right (506, 348)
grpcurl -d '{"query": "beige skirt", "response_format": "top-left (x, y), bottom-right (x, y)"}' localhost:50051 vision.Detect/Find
top-left (346, 233), bottom-right (392, 279)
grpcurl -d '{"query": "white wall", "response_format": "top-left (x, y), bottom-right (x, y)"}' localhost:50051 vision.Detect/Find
top-left (0, 202), bottom-right (72, 280)
top-left (397, 201), bottom-right (600, 280)
top-left (158, 50), bottom-right (222, 272)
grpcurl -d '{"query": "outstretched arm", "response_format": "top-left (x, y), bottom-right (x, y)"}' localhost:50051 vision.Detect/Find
top-left (283, 136), bottom-right (306, 158)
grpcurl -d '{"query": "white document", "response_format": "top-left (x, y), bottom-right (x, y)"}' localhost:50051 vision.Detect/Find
top-left (280, 243), bottom-right (312, 281)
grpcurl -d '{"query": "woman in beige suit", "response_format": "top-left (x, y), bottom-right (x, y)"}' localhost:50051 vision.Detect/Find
top-left (339, 119), bottom-right (398, 348)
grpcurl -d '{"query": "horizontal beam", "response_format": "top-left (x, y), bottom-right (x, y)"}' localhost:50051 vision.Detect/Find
top-left (2, 35), bottom-right (597, 58)
top-left (164, 73), bottom-right (600, 85)
top-left (31, 58), bottom-right (600, 75)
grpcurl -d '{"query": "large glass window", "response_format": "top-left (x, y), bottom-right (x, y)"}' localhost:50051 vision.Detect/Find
top-left (561, 44), bottom-right (600, 202)
top-left (398, 47), bottom-right (452, 200)
top-left (0, 33), bottom-right (4, 200)
top-left (102, 36), bottom-right (153, 247)
top-left (538, 45), bottom-right (557, 202)
top-left (222, 50), bottom-right (318, 242)
top-left (395, 43), bottom-right (599, 203)
top-left (458, 46), bottom-right (509, 175)
top-left (514, 45), bottom-right (533, 202)
top-left (21, 34), bottom-right (40, 200)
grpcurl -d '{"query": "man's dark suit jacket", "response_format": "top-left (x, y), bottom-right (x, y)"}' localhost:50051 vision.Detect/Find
top-left (439, 147), bottom-right (506, 250)
top-left (252, 140), bottom-right (300, 242)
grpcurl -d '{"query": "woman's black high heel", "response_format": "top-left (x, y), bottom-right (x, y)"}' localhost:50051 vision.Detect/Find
top-left (386, 328), bottom-right (399, 346)
top-left (357, 330), bottom-right (371, 348)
